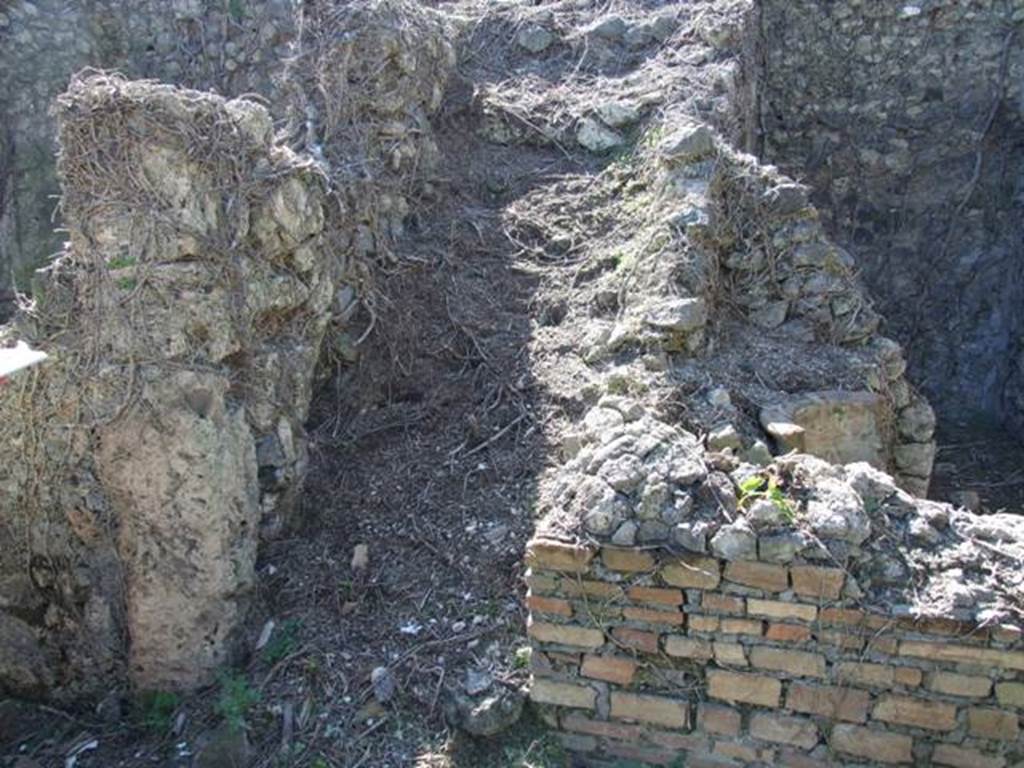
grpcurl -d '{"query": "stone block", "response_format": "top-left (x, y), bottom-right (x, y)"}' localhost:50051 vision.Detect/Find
top-left (713, 642), bottom-right (748, 666)
top-left (995, 682), bottom-right (1024, 708)
top-left (689, 615), bottom-right (720, 632)
top-left (932, 744), bottom-right (1006, 768)
top-left (701, 593), bottom-right (745, 615)
top-left (720, 618), bottom-right (764, 636)
top-left (611, 627), bottom-right (658, 654)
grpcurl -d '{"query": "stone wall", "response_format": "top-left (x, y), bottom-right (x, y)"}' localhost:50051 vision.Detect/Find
top-left (525, 428), bottom-right (1024, 765)
top-left (0, 0), bottom-right (294, 314)
top-left (740, 0), bottom-right (1024, 431)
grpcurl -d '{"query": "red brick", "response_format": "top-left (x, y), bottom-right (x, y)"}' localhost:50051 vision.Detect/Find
top-left (750, 712), bottom-right (820, 749)
top-left (524, 570), bottom-right (559, 595)
top-left (714, 642), bottom-right (748, 666)
top-left (628, 586), bottom-right (684, 606)
top-left (646, 731), bottom-right (708, 752)
top-left (766, 623), bottom-right (811, 642)
top-left (698, 703), bottom-right (741, 736)
top-left (601, 546), bottom-right (655, 572)
top-left (872, 695), bottom-right (957, 731)
top-left (526, 539), bottom-right (595, 573)
top-left (526, 594), bottom-right (573, 618)
top-left (714, 741), bottom-right (758, 762)
top-left (836, 662), bottom-right (897, 688)
top-left (748, 598), bottom-right (816, 622)
top-left (967, 707), bottom-right (1020, 741)
top-left (707, 670), bottom-right (781, 707)
top-left (899, 641), bottom-right (1024, 670)
top-left (786, 682), bottom-right (871, 723)
top-left (561, 580), bottom-right (624, 600)
top-left (893, 666), bottom-right (922, 688)
top-left (701, 592), bottom-right (745, 615)
top-left (661, 555), bottom-right (721, 589)
top-left (688, 614), bottom-right (720, 633)
top-left (832, 725), bottom-right (911, 764)
top-left (790, 565), bottom-right (845, 600)
top-left (610, 692), bottom-right (689, 729)
top-left (928, 672), bottom-right (992, 698)
top-left (721, 617), bottom-right (763, 636)
top-left (664, 635), bottom-right (713, 660)
top-left (932, 744), bottom-right (1007, 768)
top-left (527, 619), bottom-right (604, 649)
top-left (816, 629), bottom-right (865, 651)
top-left (819, 607), bottom-right (865, 626)
top-left (724, 560), bottom-right (789, 592)
top-left (561, 712), bottom-right (643, 742)
top-left (749, 646), bottom-right (826, 678)
top-left (604, 741), bottom-right (679, 766)
top-left (581, 654), bottom-right (637, 685)
top-left (611, 627), bottom-right (658, 654)
top-left (530, 679), bottom-right (596, 709)
top-left (622, 606), bottom-right (684, 625)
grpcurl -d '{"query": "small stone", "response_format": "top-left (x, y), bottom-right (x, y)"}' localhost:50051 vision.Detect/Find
top-left (351, 543), bottom-right (369, 571)
top-left (750, 301), bottom-right (788, 329)
top-left (516, 24), bottom-right (554, 53)
top-left (588, 15), bottom-right (627, 40)
top-left (743, 440), bottom-right (773, 467)
top-left (465, 669), bottom-right (493, 697)
top-left (611, 520), bottom-right (638, 546)
top-left (598, 453), bottom-right (645, 492)
top-left (950, 490), bottom-right (981, 512)
top-left (195, 722), bottom-right (253, 768)
top-left (844, 462), bottom-right (897, 504)
top-left (707, 424), bottom-right (742, 453)
top-left (577, 117), bottom-right (624, 153)
top-left (372, 666), bottom-right (397, 704)
top-left (758, 531), bottom-right (807, 563)
top-left (674, 520), bottom-right (710, 553)
top-left (805, 479), bottom-right (870, 544)
top-left (699, 472), bottom-right (738, 515)
top-left (445, 684), bottom-right (526, 737)
top-left (710, 520), bottom-right (757, 560)
top-left (637, 520), bottom-right (671, 543)
top-left (708, 387), bottom-right (732, 408)
top-left (659, 120), bottom-right (715, 165)
top-left (643, 297), bottom-right (707, 333)
top-left (893, 442), bottom-right (936, 479)
top-left (661, 493), bottom-right (694, 525)
top-left (746, 498), bottom-right (788, 528)
top-left (762, 183), bottom-right (809, 216)
top-left (897, 399), bottom-right (936, 443)
top-left (596, 102), bottom-right (641, 129)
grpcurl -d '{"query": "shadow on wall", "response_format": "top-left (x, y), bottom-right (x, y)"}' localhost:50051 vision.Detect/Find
top-left (739, 0), bottom-right (1024, 434)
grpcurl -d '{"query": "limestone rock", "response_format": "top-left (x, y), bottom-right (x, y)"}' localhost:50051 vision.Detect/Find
top-left (710, 520), bottom-right (757, 560)
top-left (596, 102), bottom-right (641, 129)
top-left (760, 391), bottom-right (885, 468)
top-left (659, 122), bottom-right (716, 166)
top-left (805, 478), bottom-right (870, 545)
top-left (0, 614), bottom-right (53, 697)
top-left (517, 24), bottom-right (554, 53)
top-left (445, 683), bottom-right (526, 737)
top-left (577, 117), bottom-right (624, 153)
top-left (897, 399), bottom-right (936, 443)
top-left (707, 424), bottom-right (742, 452)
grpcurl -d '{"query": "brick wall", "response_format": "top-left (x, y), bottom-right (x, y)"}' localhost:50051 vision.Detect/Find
top-left (525, 538), bottom-right (1024, 767)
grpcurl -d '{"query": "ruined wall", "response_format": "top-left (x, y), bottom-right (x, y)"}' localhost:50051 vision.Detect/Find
top-left (0, 0), bottom-right (294, 314)
top-left (0, 74), bottom-right (334, 698)
top-left (526, 407), bottom-right (1024, 766)
top-left (741, 0), bottom-right (1024, 431)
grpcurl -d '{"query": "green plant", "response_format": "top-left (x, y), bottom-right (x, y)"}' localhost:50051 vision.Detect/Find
top-left (228, 0), bottom-right (246, 21)
top-left (512, 646), bottom-right (532, 670)
top-left (138, 690), bottom-right (179, 733)
top-left (738, 474), bottom-right (795, 521)
top-left (215, 672), bottom-right (260, 732)
top-left (262, 618), bottom-right (302, 664)
top-left (107, 255), bottom-right (136, 270)
top-left (117, 276), bottom-right (137, 291)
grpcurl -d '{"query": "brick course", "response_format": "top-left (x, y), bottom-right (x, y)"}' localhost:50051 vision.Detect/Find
top-left (524, 539), bottom-right (1024, 766)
